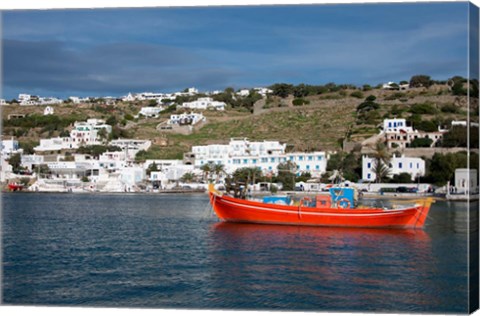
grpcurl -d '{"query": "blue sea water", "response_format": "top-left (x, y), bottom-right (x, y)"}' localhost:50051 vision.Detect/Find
top-left (1, 192), bottom-right (476, 313)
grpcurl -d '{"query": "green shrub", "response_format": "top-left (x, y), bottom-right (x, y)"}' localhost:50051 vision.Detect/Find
top-left (350, 91), bottom-right (364, 99)
top-left (410, 137), bottom-right (434, 148)
top-left (292, 98), bottom-right (310, 106)
top-left (409, 103), bottom-right (437, 114)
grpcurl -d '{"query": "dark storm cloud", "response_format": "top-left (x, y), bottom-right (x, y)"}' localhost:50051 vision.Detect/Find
top-left (3, 39), bottom-right (234, 96)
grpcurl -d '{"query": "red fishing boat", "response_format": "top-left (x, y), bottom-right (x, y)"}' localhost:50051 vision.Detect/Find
top-left (8, 182), bottom-right (24, 192)
top-left (208, 184), bottom-right (434, 229)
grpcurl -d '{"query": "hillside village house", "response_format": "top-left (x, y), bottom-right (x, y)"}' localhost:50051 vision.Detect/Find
top-left (44, 106), bottom-right (55, 115)
top-left (362, 154), bottom-right (425, 182)
top-left (1, 138), bottom-right (24, 159)
top-left (69, 96), bottom-right (91, 104)
top-left (109, 139), bottom-right (152, 161)
top-left (0, 99), bottom-right (7, 105)
top-left (383, 118), bottom-right (446, 149)
top-left (138, 106), bottom-right (164, 118)
top-left (34, 119), bottom-right (112, 152)
top-left (168, 112), bottom-right (205, 125)
top-left (190, 138), bottom-right (327, 176)
top-left (18, 94), bottom-right (62, 106)
top-left (179, 97), bottom-right (226, 111)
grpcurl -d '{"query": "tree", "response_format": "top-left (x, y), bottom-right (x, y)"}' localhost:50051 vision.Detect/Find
top-left (146, 163), bottom-right (159, 176)
top-left (212, 163), bottom-right (226, 182)
top-left (409, 75), bottom-right (432, 88)
top-left (232, 167), bottom-right (261, 184)
top-left (180, 172), bottom-right (195, 183)
top-left (275, 161), bottom-right (297, 191)
top-left (8, 153), bottom-right (22, 173)
top-left (200, 163), bottom-right (213, 182)
top-left (410, 137), bottom-right (433, 148)
top-left (370, 141), bottom-right (391, 183)
top-left (270, 83), bottom-right (294, 98)
top-left (390, 173), bottom-right (413, 183)
top-left (372, 160), bottom-right (391, 183)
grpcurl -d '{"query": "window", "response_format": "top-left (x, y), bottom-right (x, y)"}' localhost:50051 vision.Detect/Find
top-left (252, 159), bottom-right (257, 164)
top-left (243, 159), bottom-right (248, 164)
top-left (299, 156), bottom-right (304, 161)
top-left (367, 173), bottom-right (371, 179)
top-left (308, 156), bottom-right (313, 161)
top-left (367, 162), bottom-right (371, 168)
top-left (315, 165), bottom-right (320, 170)
top-left (261, 158), bottom-right (268, 163)
top-left (317, 156), bottom-right (323, 160)
top-left (270, 158), bottom-right (275, 163)
top-left (306, 165), bottom-right (310, 170)
top-left (399, 162), bottom-right (403, 169)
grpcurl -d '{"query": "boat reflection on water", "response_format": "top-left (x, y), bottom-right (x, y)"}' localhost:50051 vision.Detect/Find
top-left (208, 222), bottom-right (436, 312)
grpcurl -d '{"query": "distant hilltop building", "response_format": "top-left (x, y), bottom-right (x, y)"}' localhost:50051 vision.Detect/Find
top-left (44, 106), bottom-right (54, 115)
top-left (138, 106), bottom-right (164, 118)
top-left (0, 99), bottom-right (7, 106)
top-left (179, 97), bottom-right (226, 111)
top-left (69, 96), bottom-right (91, 104)
top-left (19, 93), bottom-right (62, 106)
top-left (382, 82), bottom-right (409, 90)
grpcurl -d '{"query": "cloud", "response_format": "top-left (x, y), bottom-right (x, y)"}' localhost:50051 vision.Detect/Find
top-left (3, 39), bottom-right (237, 97)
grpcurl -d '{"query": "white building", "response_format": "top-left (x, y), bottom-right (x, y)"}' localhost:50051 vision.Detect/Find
top-left (191, 138), bottom-right (327, 176)
top-left (180, 97), bottom-right (226, 111)
top-left (35, 137), bottom-right (75, 152)
top-left (362, 154), bottom-right (425, 182)
top-left (138, 106), bottom-right (164, 118)
top-left (237, 89), bottom-right (250, 97)
top-left (253, 87), bottom-right (273, 96)
top-left (44, 106), bottom-right (54, 115)
top-left (383, 118), bottom-right (413, 133)
top-left (383, 118), bottom-right (445, 149)
top-left (21, 154), bottom-right (45, 171)
top-left (70, 119), bottom-right (112, 145)
top-left (1, 138), bottom-right (24, 158)
top-left (453, 169), bottom-right (478, 194)
top-left (168, 112), bottom-right (205, 125)
top-left (0, 99), bottom-right (7, 105)
top-left (69, 96), bottom-right (90, 104)
top-left (109, 139), bottom-right (152, 160)
top-left (146, 159), bottom-right (195, 187)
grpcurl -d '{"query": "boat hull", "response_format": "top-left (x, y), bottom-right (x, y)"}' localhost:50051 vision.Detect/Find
top-left (209, 191), bottom-right (432, 229)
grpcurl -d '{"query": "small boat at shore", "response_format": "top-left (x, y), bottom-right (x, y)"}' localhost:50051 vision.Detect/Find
top-left (7, 182), bottom-right (25, 192)
top-left (208, 184), bottom-right (434, 229)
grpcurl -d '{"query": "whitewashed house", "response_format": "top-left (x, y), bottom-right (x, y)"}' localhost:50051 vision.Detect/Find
top-left (44, 106), bottom-right (54, 115)
top-left (69, 96), bottom-right (90, 104)
top-left (180, 97), bottom-right (226, 111)
top-left (168, 112), bottom-right (205, 125)
top-left (21, 154), bottom-right (45, 171)
top-left (138, 106), bottom-right (164, 118)
top-left (453, 169), bottom-right (478, 194)
top-left (383, 118), bottom-right (445, 149)
top-left (362, 154), bottom-right (425, 182)
top-left (237, 89), bottom-right (250, 97)
top-left (1, 138), bottom-right (24, 158)
top-left (0, 99), bottom-right (7, 105)
top-left (190, 138), bottom-right (327, 177)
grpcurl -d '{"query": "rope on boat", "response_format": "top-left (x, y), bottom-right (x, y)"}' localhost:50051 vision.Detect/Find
top-left (200, 195), bottom-right (218, 222)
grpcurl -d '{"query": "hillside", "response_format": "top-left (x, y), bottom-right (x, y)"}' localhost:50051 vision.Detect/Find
top-left (1, 82), bottom-right (474, 160)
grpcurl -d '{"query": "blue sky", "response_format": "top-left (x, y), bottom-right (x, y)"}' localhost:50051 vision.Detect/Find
top-left (1, 2), bottom-right (471, 99)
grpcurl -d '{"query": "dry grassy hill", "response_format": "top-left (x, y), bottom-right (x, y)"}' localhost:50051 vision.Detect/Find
top-left (1, 83), bottom-right (472, 159)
